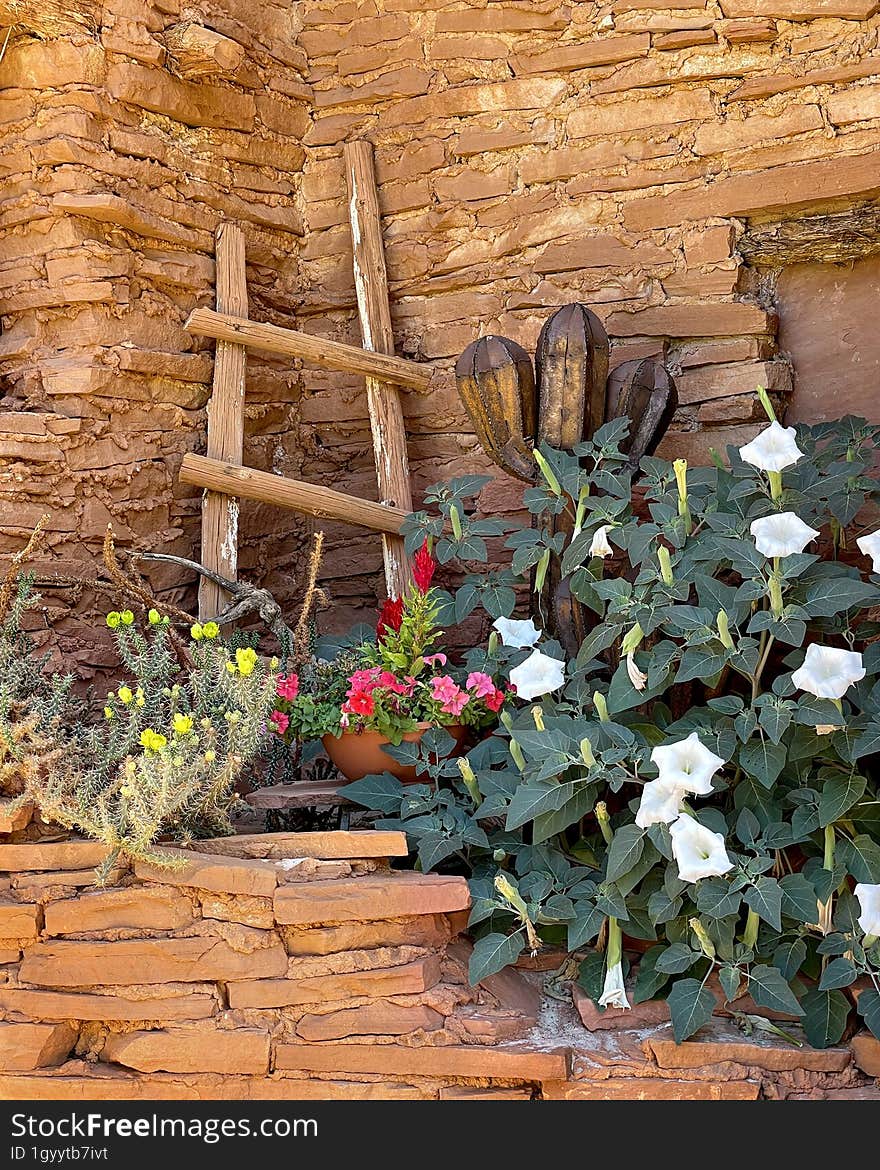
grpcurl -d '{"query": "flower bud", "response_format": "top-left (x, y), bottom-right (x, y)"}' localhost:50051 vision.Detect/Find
top-left (534, 548), bottom-right (551, 593)
top-left (621, 621), bottom-right (644, 656)
top-left (148, 608), bottom-right (161, 625)
top-left (533, 449), bottom-right (562, 497)
top-left (657, 545), bottom-right (674, 587)
top-left (120, 610), bottom-right (134, 626)
top-left (488, 630), bottom-right (499, 655)
top-left (579, 736), bottom-right (596, 768)
top-left (190, 623), bottom-right (203, 641)
top-left (500, 710), bottom-right (513, 731)
top-left (532, 706), bottom-right (545, 731)
top-left (717, 609), bottom-right (734, 650)
top-left (593, 691), bottom-right (610, 723)
top-left (509, 739), bottom-right (526, 770)
top-left (689, 916), bottom-right (716, 960)
top-left (595, 801), bottom-right (613, 845)
top-left (673, 459), bottom-right (692, 532)
top-left (204, 750), bottom-right (216, 764)
top-left (493, 848), bottom-right (506, 862)
top-left (457, 757), bottom-right (480, 804)
top-left (450, 503), bottom-right (463, 541)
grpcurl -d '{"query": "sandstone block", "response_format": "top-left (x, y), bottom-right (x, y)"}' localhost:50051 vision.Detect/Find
top-left (720, 1), bottom-right (877, 16)
top-left (574, 984), bottom-right (670, 1031)
top-left (295, 1002), bottom-right (444, 1041)
top-left (0, 840), bottom-right (111, 872)
top-left (543, 1078), bottom-right (759, 1100)
top-left (283, 914), bottom-right (452, 956)
top-left (646, 1032), bottom-right (850, 1073)
top-left (199, 892), bottom-right (274, 929)
top-left (19, 936), bottom-right (288, 987)
top-left (851, 1032), bottom-right (880, 1076)
top-left (569, 88), bottom-right (715, 138)
top-left (0, 988), bottom-right (217, 1023)
top-left (679, 338), bottom-right (770, 367)
top-left (0, 901), bottom-right (40, 938)
top-left (382, 79), bottom-right (566, 128)
top-left (655, 29), bottom-right (716, 49)
top-left (273, 873), bottom-right (469, 926)
top-left (277, 1041), bottom-right (569, 1082)
top-left (0, 799), bottom-right (33, 833)
top-left (693, 106), bottom-right (823, 156)
top-left (135, 849), bottom-right (278, 896)
top-left (605, 304), bottom-right (774, 339)
top-left (827, 84), bottom-right (880, 127)
top-left (655, 425), bottom-right (762, 463)
top-left (0, 946), bottom-right (21, 963)
top-left (103, 1027), bottom-right (269, 1075)
top-left (189, 830), bottom-right (407, 860)
top-left (677, 360), bottom-right (791, 404)
top-left (440, 1086), bottom-right (532, 1100)
top-left (106, 63), bottom-right (256, 131)
top-left (512, 34), bottom-right (649, 75)
top-left (723, 19), bottom-right (777, 42)
top-left (0, 1022), bottom-right (77, 1072)
top-left (228, 956), bottom-right (441, 1008)
top-left (44, 886), bottom-right (193, 935)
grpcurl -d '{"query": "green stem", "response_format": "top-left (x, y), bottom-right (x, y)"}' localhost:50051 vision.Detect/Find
top-left (752, 633), bottom-right (775, 700)
top-left (768, 470), bottom-right (783, 502)
top-left (606, 915), bottom-right (622, 970)
top-left (743, 907), bottom-right (760, 950)
top-left (818, 824), bottom-right (835, 935)
top-left (768, 557), bottom-right (783, 616)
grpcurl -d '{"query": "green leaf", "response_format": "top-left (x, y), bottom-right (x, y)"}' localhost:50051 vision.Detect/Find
top-left (667, 978), bottom-right (717, 1042)
top-left (856, 988), bottom-right (880, 1040)
top-left (675, 644), bottom-right (728, 684)
top-left (747, 964), bottom-right (804, 1017)
top-left (339, 773), bottom-right (404, 814)
top-left (695, 878), bottom-right (742, 920)
top-left (802, 576), bottom-right (875, 617)
top-left (779, 874), bottom-right (819, 923)
top-left (417, 831), bottom-right (462, 872)
top-left (468, 932), bottom-right (525, 984)
top-left (773, 938), bottom-right (807, 981)
top-left (505, 782), bottom-right (570, 832)
top-left (744, 876), bottom-right (783, 931)
top-left (718, 965), bottom-right (742, 1004)
top-left (818, 773), bottom-right (867, 828)
top-left (656, 943), bottom-right (700, 974)
top-left (533, 788), bottom-right (594, 845)
top-left (738, 740), bottom-right (786, 790)
top-left (632, 946), bottom-right (669, 1005)
top-left (838, 834), bottom-right (880, 883)
top-left (758, 701), bottom-right (793, 746)
top-left (801, 988), bottom-right (850, 1049)
top-left (567, 905), bottom-right (605, 950)
top-left (818, 957), bottom-right (857, 991)
top-left (577, 950), bottom-right (606, 1003)
top-left (605, 823), bottom-right (646, 884)
top-left (647, 889), bottom-right (682, 925)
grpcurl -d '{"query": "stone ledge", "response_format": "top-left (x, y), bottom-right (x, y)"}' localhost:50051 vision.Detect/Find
top-left (227, 956), bottom-right (442, 1008)
top-left (102, 1028), bottom-right (271, 1076)
top-left (0, 1022), bottom-right (77, 1072)
top-left (0, 840), bottom-right (112, 872)
top-left (0, 988), bottom-right (218, 1023)
top-left (0, 900), bottom-right (40, 938)
top-left (135, 850), bottom-right (279, 897)
top-left (543, 1077), bottom-right (760, 1100)
top-left (273, 872), bottom-right (470, 926)
top-left (275, 1041), bottom-right (569, 1082)
top-left (646, 1029), bottom-right (851, 1074)
top-left (188, 831), bottom-right (408, 860)
top-left (44, 886), bottom-right (193, 935)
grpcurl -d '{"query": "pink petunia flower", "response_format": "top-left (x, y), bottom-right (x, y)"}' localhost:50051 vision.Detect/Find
top-left (424, 653), bottom-right (448, 667)
top-left (466, 671), bottom-right (495, 698)
top-left (430, 675), bottom-right (459, 704)
top-left (276, 673), bottom-right (299, 701)
top-left (441, 691), bottom-right (470, 717)
top-left (270, 710), bottom-right (290, 735)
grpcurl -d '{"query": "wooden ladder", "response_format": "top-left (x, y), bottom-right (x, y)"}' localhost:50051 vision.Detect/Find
top-left (185, 141), bottom-right (428, 619)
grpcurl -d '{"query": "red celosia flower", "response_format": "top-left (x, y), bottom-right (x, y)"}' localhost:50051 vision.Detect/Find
top-left (412, 540), bottom-right (436, 593)
top-left (276, 673), bottom-right (299, 701)
top-left (377, 596), bottom-right (404, 640)
top-left (270, 710), bottom-right (290, 735)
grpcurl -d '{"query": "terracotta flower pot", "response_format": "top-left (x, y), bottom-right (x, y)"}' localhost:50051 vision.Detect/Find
top-left (322, 722), bottom-right (468, 783)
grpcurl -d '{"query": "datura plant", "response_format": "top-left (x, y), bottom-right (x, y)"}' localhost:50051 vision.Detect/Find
top-left (343, 397), bottom-right (880, 1049)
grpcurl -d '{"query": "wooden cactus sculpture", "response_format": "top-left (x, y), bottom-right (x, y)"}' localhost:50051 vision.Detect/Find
top-left (454, 335), bottom-right (537, 483)
top-left (607, 357), bottom-right (678, 470)
top-left (535, 305), bottom-right (610, 657)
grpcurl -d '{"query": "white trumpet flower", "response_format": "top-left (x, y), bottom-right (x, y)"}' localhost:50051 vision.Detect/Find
top-left (626, 653), bottom-right (648, 692)
top-left (738, 421), bottom-right (805, 473)
top-left (750, 512), bottom-right (819, 558)
top-left (650, 732), bottom-right (725, 796)
top-left (670, 816), bottom-right (733, 884)
top-left (598, 960), bottom-right (631, 1011)
top-left (509, 649), bottom-right (566, 701)
top-left (635, 777), bottom-right (688, 829)
top-left (589, 524), bottom-right (613, 558)
top-left (791, 644), bottom-right (865, 701)
top-left (854, 884), bottom-right (880, 937)
top-left (492, 616), bottom-right (542, 649)
top-left (857, 529), bottom-right (880, 574)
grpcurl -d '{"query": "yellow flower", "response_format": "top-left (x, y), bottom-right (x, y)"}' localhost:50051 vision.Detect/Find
top-left (106, 612), bottom-right (121, 629)
top-left (104, 706), bottom-right (114, 720)
top-left (235, 647), bottom-right (258, 677)
top-left (190, 623), bottom-right (204, 641)
top-left (120, 785), bottom-right (133, 798)
top-left (172, 755), bottom-right (184, 767)
top-left (120, 610), bottom-right (135, 626)
top-left (148, 609), bottom-right (161, 625)
top-left (139, 728), bottom-right (167, 752)
top-left (203, 749), bottom-right (216, 764)
top-left (269, 656), bottom-right (279, 671)
top-left (225, 660), bottom-right (236, 674)
top-left (172, 713), bottom-right (194, 736)
top-left (202, 621), bottom-right (220, 639)
top-left (118, 686), bottom-right (133, 705)
top-left (135, 687), bottom-right (145, 708)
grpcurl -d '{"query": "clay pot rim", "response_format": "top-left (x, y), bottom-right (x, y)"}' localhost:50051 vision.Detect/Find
top-left (325, 721), bottom-right (463, 737)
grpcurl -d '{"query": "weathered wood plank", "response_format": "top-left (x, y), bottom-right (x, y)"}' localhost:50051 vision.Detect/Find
top-left (199, 222), bottom-right (247, 620)
top-left (344, 140), bottom-right (413, 599)
top-left (180, 453), bottom-right (408, 536)
top-left (185, 307), bottom-right (430, 392)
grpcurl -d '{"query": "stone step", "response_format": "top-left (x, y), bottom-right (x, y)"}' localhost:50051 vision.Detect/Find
top-left (246, 780), bottom-right (351, 811)
top-left (188, 830), bottom-right (407, 860)
top-left (273, 871), bottom-right (470, 926)
top-left (44, 886), bottom-right (193, 935)
top-left (275, 1041), bottom-right (568, 1082)
top-left (0, 840), bottom-right (112, 872)
top-left (227, 956), bottom-right (441, 1009)
top-left (0, 988), bottom-right (218, 1023)
top-left (134, 850), bottom-right (279, 896)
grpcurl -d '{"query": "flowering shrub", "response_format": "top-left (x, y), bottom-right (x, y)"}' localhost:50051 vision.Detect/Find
top-left (344, 398), bottom-right (880, 1049)
top-left (272, 542), bottom-right (508, 746)
top-left (2, 587), bottom-right (276, 879)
